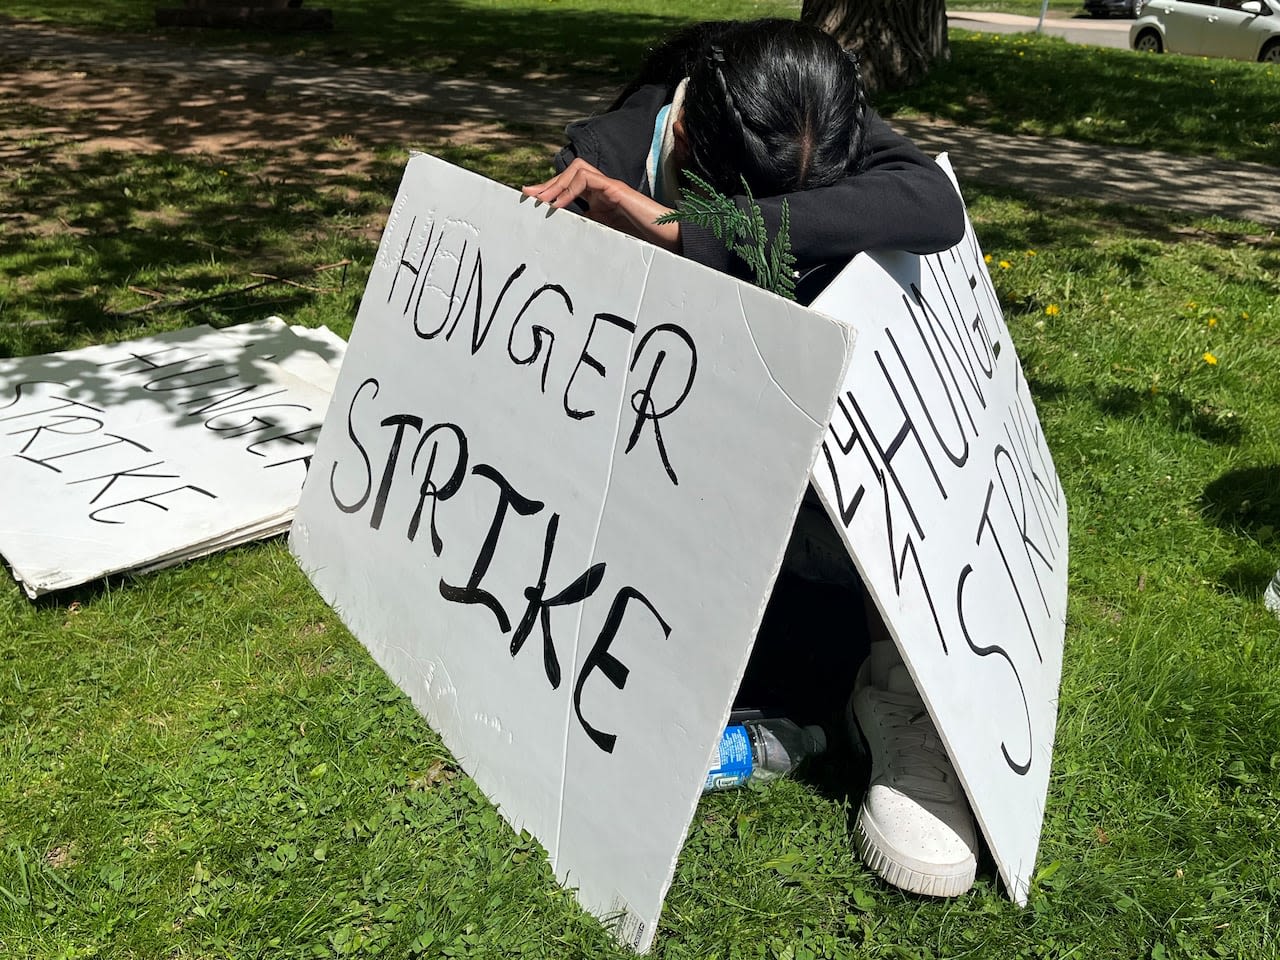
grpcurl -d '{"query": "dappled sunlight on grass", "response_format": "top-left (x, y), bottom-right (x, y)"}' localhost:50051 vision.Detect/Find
top-left (2, 0), bottom-right (800, 82)
top-left (0, 71), bottom-right (555, 347)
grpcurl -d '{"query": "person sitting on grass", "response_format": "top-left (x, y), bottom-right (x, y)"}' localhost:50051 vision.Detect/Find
top-left (523, 17), bottom-right (965, 302)
top-left (523, 17), bottom-right (979, 899)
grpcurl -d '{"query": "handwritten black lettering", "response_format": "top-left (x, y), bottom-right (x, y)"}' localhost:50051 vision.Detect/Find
top-left (507, 283), bottom-right (572, 394)
top-left (183, 384), bottom-right (286, 418)
top-left (444, 255), bottom-right (529, 357)
top-left (625, 323), bottom-right (696, 486)
top-left (888, 317), bottom-right (971, 469)
top-left (8, 413), bottom-right (106, 455)
top-left (510, 513), bottom-right (606, 689)
top-left (407, 422), bottom-right (468, 554)
top-left (388, 215), bottom-right (431, 313)
top-left (95, 347), bottom-right (192, 375)
top-left (68, 460), bottom-right (179, 505)
top-left (370, 414), bottom-right (423, 531)
top-left (17, 433), bottom-right (152, 474)
top-left (417, 234), bottom-right (470, 341)
top-left (246, 425), bottom-right (322, 459)
top-left (574, 587), bottom-right (667, 754)
top-left (143, 360), bottom-right (238, 394)
top-left (975, 474), bottom-right (1045, 664)
top-left (88, 483), bottom-right (217, 525)
top-left (563, 313), bottom-right (635, 421)
top-left (993, 445), bottom-right (1053, 625)
top-left (926, 254), bottom-right (999, 393)
top-left (438, 463), bottom-right (544, 633)
top-left (956, 563), bottom-right (1033, 776)
top-left (0, 392), bottom-right (103, 424)
top-left (330, 377), bottom-right (378, 514)
top-left (820, 394), bottom-right (871, 527)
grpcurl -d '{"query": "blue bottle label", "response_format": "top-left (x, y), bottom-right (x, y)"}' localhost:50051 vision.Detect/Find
top-left (705, 724), bottom-right (753, 791)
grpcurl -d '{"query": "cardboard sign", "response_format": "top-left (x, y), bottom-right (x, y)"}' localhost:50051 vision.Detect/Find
top-left (289, 153), bottom-right (855, 951)
top-left (809, 157), bottom-right (1068, 905)
top-left (0, 319), bottom-right (343, 596)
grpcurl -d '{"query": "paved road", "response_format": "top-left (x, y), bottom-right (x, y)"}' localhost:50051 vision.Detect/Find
top-left (0, 17), bottom-right (1275, 227)
top-left (950, 10), bottom-right (1133, 50)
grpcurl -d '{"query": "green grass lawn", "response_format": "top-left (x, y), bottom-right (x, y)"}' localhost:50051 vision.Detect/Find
top-left (2, 6), bottom-right (1280, 960)
top-left (3, 139), bottom-right (1277, 958)
top-left (884, 32), bottom-right (1280, 164)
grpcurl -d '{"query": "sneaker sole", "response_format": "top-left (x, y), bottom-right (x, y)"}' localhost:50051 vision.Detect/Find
top-left (855, 806), bottom-right (976, 898)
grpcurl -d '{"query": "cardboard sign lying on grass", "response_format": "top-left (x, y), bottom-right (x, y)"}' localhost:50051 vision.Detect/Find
top-left (289, 153), bottom-right (855, 952)
top-left (0, 319), bottom-right (345, 597)
top-left (809, 157), bottom-right (1068, 905)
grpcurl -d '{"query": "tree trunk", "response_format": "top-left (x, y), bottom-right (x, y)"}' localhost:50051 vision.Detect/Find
top-left (801, 0), bottom-right (949, 93)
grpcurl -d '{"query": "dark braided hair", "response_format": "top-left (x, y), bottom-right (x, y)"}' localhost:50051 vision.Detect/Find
top-left (683, 19), bottom-right (870, 198)
top-left (611, 20), bottom-right (870, 199)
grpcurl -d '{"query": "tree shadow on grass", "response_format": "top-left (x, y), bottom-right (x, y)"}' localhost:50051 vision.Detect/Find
top-left (2, 1), bottom-right (701, 88)
top-left (1201, 466), bottom-right (1280, 535)
top-left (1, 143), bottom-right (390, 349)
top-left (0, 66), bottom-right (559, 352)
top-left (959, 185), bottom-right (1275, 257)
top-left (1091, 384), bottom-right (1247, 446)
top-left (1200, 465), bottom-right (1280, 599)
top-left (881, 32), bottom-right (1280, 167)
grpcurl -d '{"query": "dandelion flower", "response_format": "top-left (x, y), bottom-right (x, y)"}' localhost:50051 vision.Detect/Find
top-left (984, 253), bottom-right (993, 264)
top-left (999, 260), bottom-right (1012, 269)
top-left (1026, 250), bottom-right (1037, 257)
top-left (1208, 317), bottom-right (1217, 328)
top-left (1203, 352), bottom-right (1218, 366)
top-left (1045, 304), bottom-right (1060, 316)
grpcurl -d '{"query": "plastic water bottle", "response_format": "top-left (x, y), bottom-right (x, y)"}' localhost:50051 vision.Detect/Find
top-left (704, 718), bottom-right (827, 792)
top-left (1265, 569), bottom-right (1280, 620)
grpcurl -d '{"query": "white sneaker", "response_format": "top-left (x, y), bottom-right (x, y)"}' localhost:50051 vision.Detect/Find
top-left (1264, 569), bottom-right (1280, 620)
top-left (849, 641), bottom-right (977, 897)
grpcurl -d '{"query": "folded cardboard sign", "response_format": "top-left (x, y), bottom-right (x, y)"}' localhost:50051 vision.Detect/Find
top-left (290, 153), bottom-right (1067, 949)
top-left (289, 153), bottom-right (856, 952)
top-left (0, 319), bottom-right (345, 597)
top-left (809, 157), bottom-right (1068, 905)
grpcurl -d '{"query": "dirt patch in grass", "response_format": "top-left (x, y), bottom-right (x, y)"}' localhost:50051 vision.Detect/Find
top-left (0, 66), bottom-right (556, 179)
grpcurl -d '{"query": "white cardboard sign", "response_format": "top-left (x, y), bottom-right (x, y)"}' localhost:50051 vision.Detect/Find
top-left (289, 153), bottom-right (855, 951)
top-left (809, 158), bottom-right (1068, 905)
top-left (0, 320), bottom-right (342, 596)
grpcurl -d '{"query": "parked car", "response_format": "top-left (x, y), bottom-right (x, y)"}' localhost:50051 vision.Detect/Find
top-left (1086, 0), bottom-right (1146, 18)
top-left (1130, 0), bottom-right (1280, 61)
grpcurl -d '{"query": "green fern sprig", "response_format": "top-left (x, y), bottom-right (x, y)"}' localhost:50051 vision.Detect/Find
top-left (656, 171), bottom-right (797, 301)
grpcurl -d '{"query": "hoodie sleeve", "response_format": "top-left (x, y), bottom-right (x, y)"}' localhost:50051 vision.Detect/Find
top-left (554, 85), bottom-right (667, 190)
top-left (680, 110), bottom-right (966, 277)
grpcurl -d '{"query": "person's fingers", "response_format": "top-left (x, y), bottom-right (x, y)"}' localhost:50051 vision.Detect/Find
top-left (522, 159), bottom-right (602, 206)
top-left (553, 167), bottom-right (595, 208)
top-left (521, 172), bottom-right (571, 204)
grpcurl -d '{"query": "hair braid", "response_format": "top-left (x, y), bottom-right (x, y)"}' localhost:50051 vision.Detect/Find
top-left (632, 19), bottom-right (872, 200)
top-left (844, 50), bottom-right (871, 174)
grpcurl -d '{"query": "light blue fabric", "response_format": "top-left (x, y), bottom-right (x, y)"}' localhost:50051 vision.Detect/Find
top-left (646, 103), bottom-right (671, 201)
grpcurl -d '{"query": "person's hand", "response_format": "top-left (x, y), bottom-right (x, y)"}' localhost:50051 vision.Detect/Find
top-left (522, 159), bottom-right (681, 252)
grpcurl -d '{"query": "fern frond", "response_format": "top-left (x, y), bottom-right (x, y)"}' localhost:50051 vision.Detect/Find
top-left (656, 173), bottom-right (798, 301)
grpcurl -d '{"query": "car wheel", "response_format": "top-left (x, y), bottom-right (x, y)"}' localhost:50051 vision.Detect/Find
top-left (1261, 40), bottom-right (1280, 63)
top-left (1134, 29), bottom-right (1163, 53)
